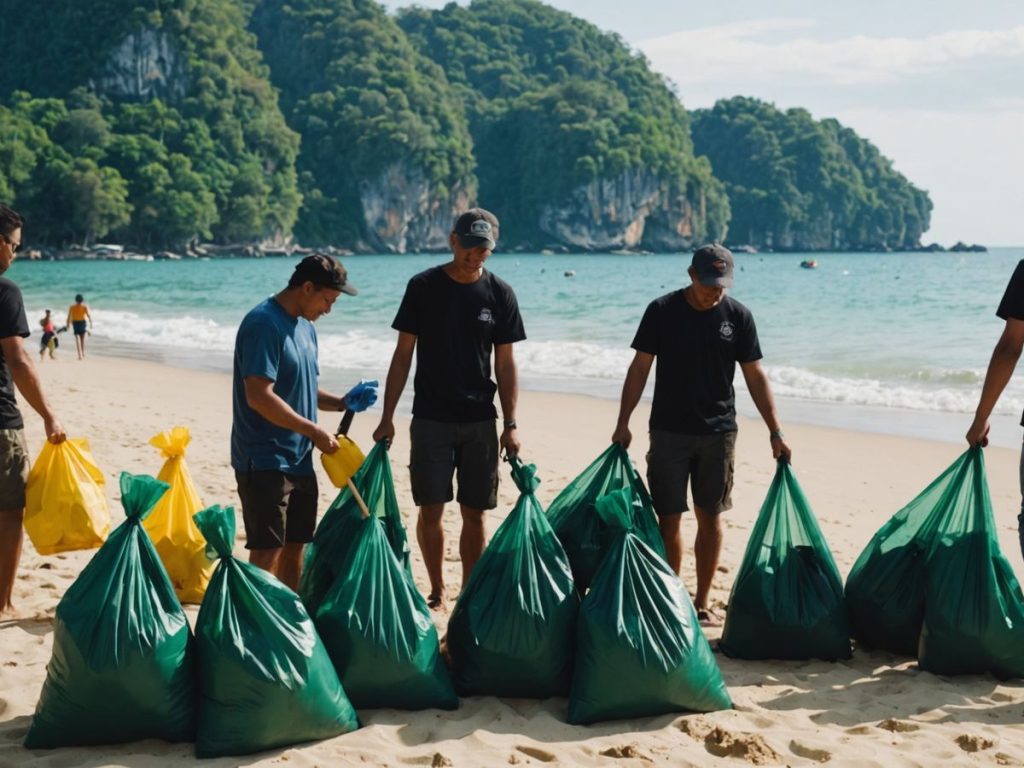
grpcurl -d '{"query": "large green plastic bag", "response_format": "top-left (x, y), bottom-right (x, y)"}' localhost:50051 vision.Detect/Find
top-left (846, 448), bottom-right (974, 654)
top-left (193, 504), bottom-right (359, 758)
top-left (546, 443), bottom-right (666, 593)
top-left (315, 510), bottom-right (458, 710)
top-left (300, 441), bottom-right (410, 616)
top-left (918, 447), bottom-right (1024, 678)
top-left (447, 456), bottom-right (579, 697)
top-left (24, 472), bottom-right (195, 748)
top-left (568, 488), bottom-right (731, 724)
top-left (719, 460), bottom-right (850, 661)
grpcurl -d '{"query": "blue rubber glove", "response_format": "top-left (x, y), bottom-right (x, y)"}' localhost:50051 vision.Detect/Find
top-left (345, 379), bottom-right (379, 413)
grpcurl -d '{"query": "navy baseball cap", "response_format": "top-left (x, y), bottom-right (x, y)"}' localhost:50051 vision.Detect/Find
top-left (289, 253), bottom-right (358, 295)
top-left (691, 244), bottom-right (734, 288)
top-left (453, 208), bottom-right (499, 251)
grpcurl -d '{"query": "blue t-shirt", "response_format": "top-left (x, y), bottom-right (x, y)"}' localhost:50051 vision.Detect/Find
top-left (231, 297), bottom-right (319, 475)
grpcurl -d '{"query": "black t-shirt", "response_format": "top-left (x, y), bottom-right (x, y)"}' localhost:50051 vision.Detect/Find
top-left (632, 291), bottom-right (762, 434)
top-left (996, 259), bottom-right (1024, 425)
top-left (393, 266), bottom-right (526, 422)
top-left (0, 278), bottom-right (30, 429)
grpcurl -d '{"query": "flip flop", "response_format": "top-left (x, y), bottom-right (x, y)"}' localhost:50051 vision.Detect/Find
top-left (427, 592), bottom-right (444, 610)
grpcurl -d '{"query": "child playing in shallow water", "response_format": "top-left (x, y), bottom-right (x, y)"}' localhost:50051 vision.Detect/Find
top-left (38, 309), bottom-right (57, 360)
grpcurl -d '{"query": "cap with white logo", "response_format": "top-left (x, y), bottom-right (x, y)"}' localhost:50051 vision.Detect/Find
top-left (453, 208), bottom-right (499, 251)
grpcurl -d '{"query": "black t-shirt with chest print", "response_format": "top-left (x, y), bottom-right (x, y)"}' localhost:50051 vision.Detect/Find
top-left (393, 266), bottom-right (526, 422)
top-left (631, 290), bottom-right (762, 435)
top-left (0, 278), bottom-right (30, 429)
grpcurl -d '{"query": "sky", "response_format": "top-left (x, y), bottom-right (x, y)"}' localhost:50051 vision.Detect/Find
top-left (382, 0), bottom-right (1024, 246)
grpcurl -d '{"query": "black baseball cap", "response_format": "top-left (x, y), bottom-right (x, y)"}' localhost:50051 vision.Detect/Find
top-left (453, 208), bottom-right (499, 250)
top-left (691, 244), bottom-right (734, 288)
top-left (289, 253), bottom-right (358, 295)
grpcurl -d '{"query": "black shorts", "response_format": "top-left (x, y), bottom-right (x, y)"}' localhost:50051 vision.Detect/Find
top-left (409, 418), bottom-right (498, 510)
top-left (646, 430), bottom-right (737, 516)
top-left (235, 468), bottom-right (318, 550)
top-left (72, 320), bottom-right (87, 336)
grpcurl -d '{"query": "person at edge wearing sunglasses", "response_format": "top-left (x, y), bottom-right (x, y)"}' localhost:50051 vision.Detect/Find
top-left (966, 258), bottom-right (1024, 563)
top-left (0, 203), bottom-right (67, 618)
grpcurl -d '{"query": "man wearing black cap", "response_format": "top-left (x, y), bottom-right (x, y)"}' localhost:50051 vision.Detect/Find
top-left (373, 208), bottom-right (526, 609)
top-left (611, 243), bottom-right (790, 627)
top-left (231, 253), bottom-right (378, 589)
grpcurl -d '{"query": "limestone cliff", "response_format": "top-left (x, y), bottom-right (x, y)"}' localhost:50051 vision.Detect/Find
top-left (537, 169), bottom-right (701, 252)
top-left (94, 28), bottom-right (187, 101)
top-left (358, 162), bottom-right (472, 253)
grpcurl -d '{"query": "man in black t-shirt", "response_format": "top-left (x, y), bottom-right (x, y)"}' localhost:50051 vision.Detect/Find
top-left (612, 244), bottom-right (791, 627)
top-left (966, 259), bottom-right (1024, 562)
top-left (373, 208), bottom-right (526, 609)
top-left (0, 204), bottom-right (67, 618)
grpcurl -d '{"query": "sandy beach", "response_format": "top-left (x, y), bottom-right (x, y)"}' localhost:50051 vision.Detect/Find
top-left (2, 354), bottom-right (1023, 767)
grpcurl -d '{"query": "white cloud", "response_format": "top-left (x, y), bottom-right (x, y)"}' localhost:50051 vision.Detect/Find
top-left (640, 21), bottom-right (1024, 87)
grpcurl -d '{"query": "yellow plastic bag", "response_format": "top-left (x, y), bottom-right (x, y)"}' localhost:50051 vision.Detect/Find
top-left (143, 426), bottom-right (213, 603)
top-left (24, 439), bottom-right (109, 555)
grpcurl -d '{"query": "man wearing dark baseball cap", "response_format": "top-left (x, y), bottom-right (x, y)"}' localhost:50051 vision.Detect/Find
top-left (611, 242), bottom-right (790, 627)
top-left (231, 252), bottom-right (377, 588)
top-left (374, 207), bottom-right (526, 609)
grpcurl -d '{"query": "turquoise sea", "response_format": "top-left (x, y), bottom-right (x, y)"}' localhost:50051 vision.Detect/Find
top-left (12, 247), bottom-right (1024, 447)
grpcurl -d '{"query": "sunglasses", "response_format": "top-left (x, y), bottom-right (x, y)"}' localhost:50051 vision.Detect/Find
top-left (0, 234), bottom-right (20, 253)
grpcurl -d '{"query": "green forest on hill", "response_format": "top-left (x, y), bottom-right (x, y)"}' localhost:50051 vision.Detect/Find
top-left (0, 0), bottom-right (931, 252)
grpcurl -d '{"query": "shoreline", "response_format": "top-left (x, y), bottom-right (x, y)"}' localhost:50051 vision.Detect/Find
top-left (84, 335), bottom-right (1024, 451)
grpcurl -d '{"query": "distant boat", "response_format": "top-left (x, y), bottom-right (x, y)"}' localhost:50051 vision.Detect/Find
top-left (800, 259), bottom-right (818, 269)
top-left (564, 270), bottom-right (576, 277)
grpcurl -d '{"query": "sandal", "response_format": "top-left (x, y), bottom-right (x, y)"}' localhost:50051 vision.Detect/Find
top-left (427, 592), bottom-right (444, 610)
top-left (696, 608), bottom-right (723, 628)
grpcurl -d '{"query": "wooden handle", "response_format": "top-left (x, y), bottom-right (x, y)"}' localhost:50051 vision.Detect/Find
top-left (347, 478), bottom-right (370, 519)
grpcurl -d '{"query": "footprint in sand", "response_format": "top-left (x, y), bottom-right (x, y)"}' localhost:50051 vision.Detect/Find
top-left (704, 727), bottom-right (783, 765)
top-left (516, 745), bottom-right (557, 763)
top-left (789, 740), bottom-right (832, 762)
top-left (599, 743), bottom-right (653, 762)
top-left (955, 734), bottom-right (995, 753)
top-left (877, 719), bottom-right (920, 733)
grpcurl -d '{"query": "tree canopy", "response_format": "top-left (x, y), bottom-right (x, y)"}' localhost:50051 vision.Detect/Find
top-left (692, 97), bottom-right (932, 250)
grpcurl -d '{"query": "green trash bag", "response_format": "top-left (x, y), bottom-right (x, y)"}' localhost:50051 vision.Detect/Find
top-left (24, 472), bottom-right (195, 748)
top-left (846, 448), bottom-right (974, 655)
top-left (447, 456), bottom-right (579, 697)
top-left (193, 504), bottom-right (359, 758)
top-left (918, 447), bottom-right (1024, 678)
top-left (300, 441), bottom-right (410, 616)
top-left (568, 488), bottom-right (732, 724)
top-left (719, 460), bottom-right (851, 661)
top-left (315, 510), bottom-right (458, 710)
top-left (546, 443), bottom-right (666, 593)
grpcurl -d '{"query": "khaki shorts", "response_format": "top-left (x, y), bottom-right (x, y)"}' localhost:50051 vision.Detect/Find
top-left (646, 430), bottom-right (736, 515)
top-left (0, 428), bottom-right (29, 510)
top-left (409, 418), bottom-right (499, 510)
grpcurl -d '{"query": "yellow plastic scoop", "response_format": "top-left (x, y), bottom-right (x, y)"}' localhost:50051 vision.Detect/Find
top-left (320, 409), bottom-right (370, 517)
top-left (321, 435), bottom-right (365, 488)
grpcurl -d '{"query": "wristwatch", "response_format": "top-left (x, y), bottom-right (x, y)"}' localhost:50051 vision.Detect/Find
top-left (503, 419), bottom-right (518, 430)
top-left (770, 428), bottom-right (784, 440)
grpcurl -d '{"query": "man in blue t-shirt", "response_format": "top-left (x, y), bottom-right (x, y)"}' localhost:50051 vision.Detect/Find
top-left (967, 259), bottom-right (1024, 562)
top-left (612, 244), bottom-right (791, 627)
top-left (232, 254), bottom-right (377, 589)
top-left (373, 208), bottom-right (526, 609)
top-left (0, 203), bottom-right (67, 618)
